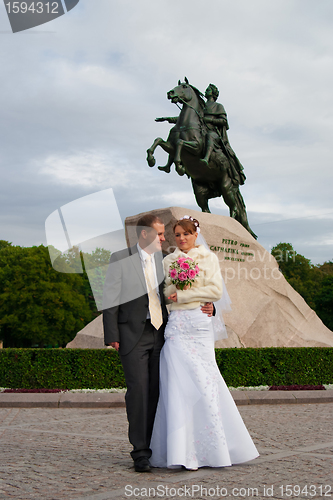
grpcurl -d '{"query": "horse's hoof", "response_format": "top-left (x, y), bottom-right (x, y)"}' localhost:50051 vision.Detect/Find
top-left (158, 165), bottom-right (171, 173)
top-left (147, 152), bottom-right (156, 167)
top-left (176, 165), bottom-right (185, 176)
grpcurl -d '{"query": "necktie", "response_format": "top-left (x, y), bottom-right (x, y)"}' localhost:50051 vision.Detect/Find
top-left (144, 256), bottom-right (163, 330)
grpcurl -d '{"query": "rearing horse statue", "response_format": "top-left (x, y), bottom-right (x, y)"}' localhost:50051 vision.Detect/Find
top-left (147, 78), bottom-right (257, 239)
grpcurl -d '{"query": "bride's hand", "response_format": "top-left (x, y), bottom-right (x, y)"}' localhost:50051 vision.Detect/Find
top-left (176, 284), bottom-right (190, 290)
top-left (168, 292), bottom-right (178, 302)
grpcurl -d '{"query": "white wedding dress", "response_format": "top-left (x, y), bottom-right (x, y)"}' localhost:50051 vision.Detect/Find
top-left (150, 308), bottom-right (259, 469)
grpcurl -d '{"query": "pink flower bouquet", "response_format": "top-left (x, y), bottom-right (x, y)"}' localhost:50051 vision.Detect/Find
top-left (168, 257), bottom-right (200, 291)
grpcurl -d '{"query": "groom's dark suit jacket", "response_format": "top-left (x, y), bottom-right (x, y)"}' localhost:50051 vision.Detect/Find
top-left (103, 245), bottom-right (168, 355)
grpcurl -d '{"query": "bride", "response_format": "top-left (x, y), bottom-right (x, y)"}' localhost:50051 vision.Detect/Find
top-left (150, 216), bottom-right (259, 470)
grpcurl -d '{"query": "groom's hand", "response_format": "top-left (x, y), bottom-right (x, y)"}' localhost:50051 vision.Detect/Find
top-left (106, 342), bottom-right (119, 351)
top-left (201, 302), bottom-right (214, 317)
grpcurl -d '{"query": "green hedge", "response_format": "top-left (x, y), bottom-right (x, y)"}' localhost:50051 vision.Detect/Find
top-left (215, 347), bottom-right (333, 386)
top-left (0, 347), bottom-right (332, 389)
top-left (0, 349), bottom-right (125, 389)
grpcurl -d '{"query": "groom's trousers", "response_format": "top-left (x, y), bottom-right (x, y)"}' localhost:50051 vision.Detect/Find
top-left (120, 318), bottom-right (164, 460)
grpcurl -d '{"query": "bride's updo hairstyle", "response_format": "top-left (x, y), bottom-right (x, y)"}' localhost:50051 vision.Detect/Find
top-left (173, 216), bottom-right (200, 234)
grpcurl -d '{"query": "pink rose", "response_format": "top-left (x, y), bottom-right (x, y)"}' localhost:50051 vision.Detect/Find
top-left (188, 269), bottom-right (196, 279)
top-left (195, 265), bottom-right (200, 274)
top-left (180, 262), bottom-right (190, 270)
top-left (170, 268), bottom-right (177, 279)
top-left (177, 258), bottom-right (186, 264)
top-left (178, 272), bottom-right (187, 281)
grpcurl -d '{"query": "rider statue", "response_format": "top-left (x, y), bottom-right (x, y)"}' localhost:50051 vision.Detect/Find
top-left (202, 84), bottom-right (246, 186)
top-left (147, 78), bottom-right (257, 239)
top-left (155, 83), bottom-right (245, 187)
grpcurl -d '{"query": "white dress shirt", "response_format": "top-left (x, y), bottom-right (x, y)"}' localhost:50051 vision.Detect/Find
top-left (137, 243), bottom-right (161, 319)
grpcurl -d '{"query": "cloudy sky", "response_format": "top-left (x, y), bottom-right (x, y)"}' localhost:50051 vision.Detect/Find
top-left (1, 0), bottom-right (333, 264)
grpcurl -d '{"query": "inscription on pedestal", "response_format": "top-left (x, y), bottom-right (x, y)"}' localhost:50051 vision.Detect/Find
top-left (210, 239), bottom-right (254, 262)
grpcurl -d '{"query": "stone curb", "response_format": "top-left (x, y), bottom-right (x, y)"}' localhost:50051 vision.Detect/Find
top-left (0, 390), bottom-right (332, 408)
top-left (233, 389), bottom-right (333, 405)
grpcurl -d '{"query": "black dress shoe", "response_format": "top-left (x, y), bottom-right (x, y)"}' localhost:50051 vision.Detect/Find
top-left (134, 457), bottom-right (151, 473)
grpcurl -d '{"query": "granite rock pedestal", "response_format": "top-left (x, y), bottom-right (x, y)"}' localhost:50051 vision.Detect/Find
top-left (67, 207), bottom-right (333, 349)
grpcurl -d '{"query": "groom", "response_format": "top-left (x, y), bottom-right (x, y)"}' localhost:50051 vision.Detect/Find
top-left (103, 214), bottom-right (213, 472)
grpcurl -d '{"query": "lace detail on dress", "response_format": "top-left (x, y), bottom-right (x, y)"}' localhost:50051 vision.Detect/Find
top-left (150, 308), bottom-right (259, 469)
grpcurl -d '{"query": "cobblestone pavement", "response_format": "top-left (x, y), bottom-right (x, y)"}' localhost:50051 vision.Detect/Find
top-left (1, 404), bottom-right (332, 500)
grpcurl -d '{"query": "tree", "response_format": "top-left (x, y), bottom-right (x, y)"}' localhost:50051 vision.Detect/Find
top-left (53, 245), bottom-right (111, 317)
top-left (315, 275), bottom-right (333, 331)
top-left (0, 240), bottom-right (12, 250)
top-left (0, 244), bottom-right (93, 347)
top-left (271, 242), bottom-right (313, 280)
top-left (272, 243), bottom-right (318, 308)
top-left (271, 243), bottom-right (332, 329)
top-left (318, 260), bottom-right (333, 276)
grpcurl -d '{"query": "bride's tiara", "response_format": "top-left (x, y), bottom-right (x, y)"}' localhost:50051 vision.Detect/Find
top-left (179, 215), bottom-right (201, 233)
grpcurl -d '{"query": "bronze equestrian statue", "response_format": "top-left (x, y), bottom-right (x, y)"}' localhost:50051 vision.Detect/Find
top-left (147, 78), bottom-right (257, 239)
